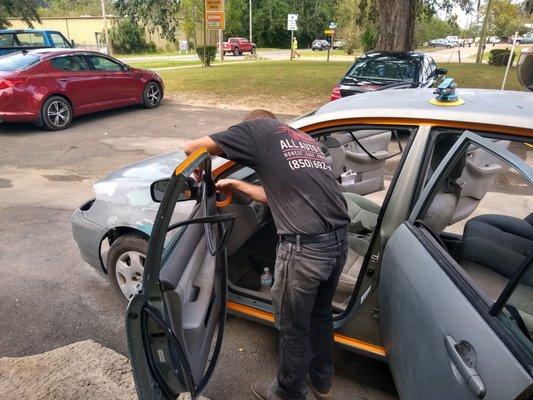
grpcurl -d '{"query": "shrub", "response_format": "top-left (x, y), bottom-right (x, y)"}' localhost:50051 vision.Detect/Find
top-left (109, 19), bottom-right (157, 54)
top-left (488, 48), bottom-right (517, 66)
top-left (360, 26), bottom-right (377, 52)
top-left (196, 45), bottom-right (217, 67)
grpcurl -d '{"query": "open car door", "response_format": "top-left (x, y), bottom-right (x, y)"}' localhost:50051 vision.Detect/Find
top-left (380, 132), bottom-right (533, 400)
top-left (126, 148), bottom-right (235, 399)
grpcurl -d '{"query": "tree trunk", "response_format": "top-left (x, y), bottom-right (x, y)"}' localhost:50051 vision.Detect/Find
top-left (375, 0), bottom-right (418, 52)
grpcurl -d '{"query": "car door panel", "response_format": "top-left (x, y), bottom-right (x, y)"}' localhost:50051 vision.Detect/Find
top-left (381, 223), bottom-right (531, 400)
top-left (126, 149), bottom-right (235, 399)
top-left (381, 131), bottom-right (533, 400)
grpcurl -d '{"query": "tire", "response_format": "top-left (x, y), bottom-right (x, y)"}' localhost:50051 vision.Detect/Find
top-left (143, 81), bottom-right (162, 109)
top-left (107, 234), bottom-right (148, 303)
top-left (41, 95), bottom-right (72, 131)
top-left (233, 47), bottom-right (240, 56)
top-left (251, 46), bottom-right (256, 55)
top-left (447, 45), bottom-right (451, 48)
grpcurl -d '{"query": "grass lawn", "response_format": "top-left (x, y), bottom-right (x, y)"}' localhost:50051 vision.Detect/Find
top-left (298, 49), bottom-right (355, 58)
top-left (160, 60), bottom-right (523, 114)
top-left (128, 59), bottom-right (202, 69)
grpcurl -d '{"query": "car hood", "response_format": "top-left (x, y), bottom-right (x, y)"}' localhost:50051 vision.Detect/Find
top-left (101, 150), bottom-right (187, 182)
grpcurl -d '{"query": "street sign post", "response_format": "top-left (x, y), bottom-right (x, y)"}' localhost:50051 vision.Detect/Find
top-left (205, 0), bottom-right (225, 61)
top-left (287, 13), bottom-right (298, 61)
top-left (324, 27), bottom-right (335, 62)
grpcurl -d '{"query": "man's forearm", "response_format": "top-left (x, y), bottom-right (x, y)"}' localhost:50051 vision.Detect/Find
top-left (233, 181), bottom-right (268, 204)
top-left (183, 137), bottom-right (222, 156)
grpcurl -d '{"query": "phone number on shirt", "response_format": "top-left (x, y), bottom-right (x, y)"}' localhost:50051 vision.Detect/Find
top-left (288, 158), bottom-right (332, 171)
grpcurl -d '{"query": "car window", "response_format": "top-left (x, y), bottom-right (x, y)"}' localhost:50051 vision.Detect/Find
top-left (50, 33), bottom-right (70, 48)
top-left (87, 55), bottom-right (123, 71)
top-left (0, 52), bottom-right (40, 71)
top-left (347, 57), bottom-right (416, 82)
top-left (50, 56), bottom-right (89, 72)
top-left (417, 131), bottom-right (532, 347)
top-left (0, 33), bottom-right (16, 47)
top-left (15, 32), bottom-right (45, 47)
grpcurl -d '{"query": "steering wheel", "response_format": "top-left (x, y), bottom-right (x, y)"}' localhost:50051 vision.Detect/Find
top-left (216, 188), bottom-right (233, 208)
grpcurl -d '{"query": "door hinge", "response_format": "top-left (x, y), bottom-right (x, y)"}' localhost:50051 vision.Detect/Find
top-left (370, 307), bottom-right (380, 320)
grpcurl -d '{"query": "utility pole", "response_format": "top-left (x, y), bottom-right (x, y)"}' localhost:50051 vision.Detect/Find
top-left (100, 0), bottom-right (110, 54)
top-left (476, 0), bottom-right (493, 64)
top-left (249, 0), bottom-right (252, 42)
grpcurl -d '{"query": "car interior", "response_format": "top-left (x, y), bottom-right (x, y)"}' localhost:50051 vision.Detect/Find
top-left (217, 128), bottom-right (407, 310)
top-left (214, 128), bottom-right (532, 336)
top-left (419, 132), bottom-right (532, 344)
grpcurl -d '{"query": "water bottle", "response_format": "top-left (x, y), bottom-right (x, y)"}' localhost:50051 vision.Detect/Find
top-left (260, 267), bottom-right (272, 290)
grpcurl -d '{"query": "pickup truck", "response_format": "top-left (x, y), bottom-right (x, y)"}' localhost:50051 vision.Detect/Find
top-left (0, 29), bottom-right (73, 57)
top-left (219, 37), bottom-right (256, 56)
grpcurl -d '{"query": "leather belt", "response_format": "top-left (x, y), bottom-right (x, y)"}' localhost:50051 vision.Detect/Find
top-left (280, 227), bottom-right (347, 245)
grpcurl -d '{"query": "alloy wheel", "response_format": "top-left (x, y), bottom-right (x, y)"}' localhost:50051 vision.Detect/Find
top-left (47, 101), bottom-right (70, 129)
top-left (146, 84), bottom-right (161, 107)
top-left (115, 250), bottom-right (145, 299)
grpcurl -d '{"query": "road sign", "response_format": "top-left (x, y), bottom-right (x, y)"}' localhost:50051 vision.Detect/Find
top-left (287, 14), bottom-right (298, 31)
top-left (205, 0), bottom-right (223, 11)
top-left (288, 13), bottom-right (298, 21)
top-left (324, 29), bottom-right (335, 36)
top-left (205, 0), bottom-right (225, 30)
top-left (206, 11), bottom-right (225, 30)
top-left (329, 22), bottom-right (337, 29)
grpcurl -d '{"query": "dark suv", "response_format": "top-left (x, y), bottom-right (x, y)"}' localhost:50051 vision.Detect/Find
top-left (331, 51), bottom-right (447, 100)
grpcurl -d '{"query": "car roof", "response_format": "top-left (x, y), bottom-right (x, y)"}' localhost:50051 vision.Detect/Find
top-left (292, 88), bottom-right (533, 134)
top-left (359, 51), bottom-right (425, 60)
top-left (21, 48), bottom-right (110, 59)
top-left (0, 29), bottom-right (62, 34)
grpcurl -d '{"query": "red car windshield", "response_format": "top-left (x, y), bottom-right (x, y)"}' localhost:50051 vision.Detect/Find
top-left (0, 52), bottom-right (41, 71)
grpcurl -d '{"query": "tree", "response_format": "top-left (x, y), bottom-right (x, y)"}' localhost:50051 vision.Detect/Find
top-left (375, 0), bottom-right (418, 51)
top-left (225, 0), bottom-right (248, 38)
top-left (38, 0), bottom-right (115, 17)
top-left (489, 0), bottom-right (527, 37)
top-left (114, 0), bottom-right (182, 42)
top-left (253, 0), bottom-right (290, 47)
top-left (181, 0), bottom-right (203, 48)
top-left (0, 0), bottom-right (41, 29)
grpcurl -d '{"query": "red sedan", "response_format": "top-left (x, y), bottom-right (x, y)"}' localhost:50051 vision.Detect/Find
top-left (0, 49), bottom-right (164, 130)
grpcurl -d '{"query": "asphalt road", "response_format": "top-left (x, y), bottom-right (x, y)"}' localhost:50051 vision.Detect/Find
top-left (0, 101), bottom-right (397, 400)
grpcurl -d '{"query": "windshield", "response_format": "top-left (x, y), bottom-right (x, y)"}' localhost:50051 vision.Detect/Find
top-left (346, 57), bottom-right (416, 82)
top-left (0, 53), bottom-right (41, 71)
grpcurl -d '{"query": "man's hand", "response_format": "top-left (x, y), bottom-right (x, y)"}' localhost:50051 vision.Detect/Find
top-left (215, 179), bottom-right (268, 204)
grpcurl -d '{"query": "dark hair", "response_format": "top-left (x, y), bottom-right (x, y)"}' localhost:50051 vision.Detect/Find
top-left (244, 109), bottom-right (276, 120)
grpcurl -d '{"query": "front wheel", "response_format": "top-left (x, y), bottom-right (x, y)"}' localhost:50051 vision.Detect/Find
top-left (233, 47), bottom-right (240, 56)
top-left (41, 96), bottom-right (73, 130)
top-left (143, 81), bottom-right (162, 108)
top-left (107, 234), bottom-right (148, 302)
top-left (251, 46), bottom-right (256, 55)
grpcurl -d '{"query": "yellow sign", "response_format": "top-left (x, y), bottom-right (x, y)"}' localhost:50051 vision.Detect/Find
top-left (206, 11), bottom-right (225, 30)
top-left (324, 29), bottom-right (335, 36)
top-left (205, 0), bottom-right (224, 12)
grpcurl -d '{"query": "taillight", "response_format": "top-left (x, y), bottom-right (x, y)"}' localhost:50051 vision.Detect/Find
top-left (330, 84), bottom-right (342, 101)
top-left (0, 77), bottom-right (28, 90)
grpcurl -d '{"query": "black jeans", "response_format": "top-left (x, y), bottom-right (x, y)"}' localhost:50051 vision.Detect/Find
top-left (271, 230), bottom-right (348, 400)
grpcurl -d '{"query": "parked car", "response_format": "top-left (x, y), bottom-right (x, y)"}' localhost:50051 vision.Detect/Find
top-left (332, 39), bottom-right (346, 50)
top-left (487, 36), bottom-right (501, 45)
top-left (311, 39), bottom-right (331, 51)
top-left (72, 87), bottom-right (533, 400)
top-left (509, 32), bottom-right (533, 45)
top-left (330, 51), bottom-right (446, 100)
top-left (445, 36), bottom-right (464, 47)
top-left (0, 49), bottom-right (163, 130)
top-left (219, 37), bottom-right (256, 56)
top-left (0, 29), bottom-right (72, 57)
top-left (428, 38), bottom-right (456, 48)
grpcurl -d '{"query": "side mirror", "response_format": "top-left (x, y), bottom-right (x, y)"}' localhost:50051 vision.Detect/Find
top-left (435, 67), bottom-right (448, 76)
top-left (70, 39), bottom-right (76, 48)
top-left (121, 64), bottom-right (130, 72)
top-left (150, 178), bottom-right (198, 202)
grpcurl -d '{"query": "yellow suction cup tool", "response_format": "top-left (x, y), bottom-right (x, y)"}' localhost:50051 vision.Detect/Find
top-left (430, 97), bottom-right (465, 106)
top-left (430, 77), bottom-right (465, 107)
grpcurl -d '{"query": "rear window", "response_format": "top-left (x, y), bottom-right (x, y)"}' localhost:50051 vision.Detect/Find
top-left (347, 57), bottom-right (416, 82)
top-left (15, 32), bottom-right (45, 47)
top-left (0, 33), bottom-right (16, 47)
top-left (0, 53), bottom-right (41, 71)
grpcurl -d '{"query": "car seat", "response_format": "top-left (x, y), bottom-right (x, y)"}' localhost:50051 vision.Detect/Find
top-left (333, 193), bottom-right (381, 308)
top-left (423, 135), bottom-right (467, 233)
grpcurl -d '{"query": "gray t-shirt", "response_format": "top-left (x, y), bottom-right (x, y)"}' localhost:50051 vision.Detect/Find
top-left (210, 119), bottom-right (349, 235)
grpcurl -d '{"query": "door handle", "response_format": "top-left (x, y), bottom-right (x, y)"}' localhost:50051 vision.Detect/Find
top-left (444, 335), bottom-right (486, 399)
